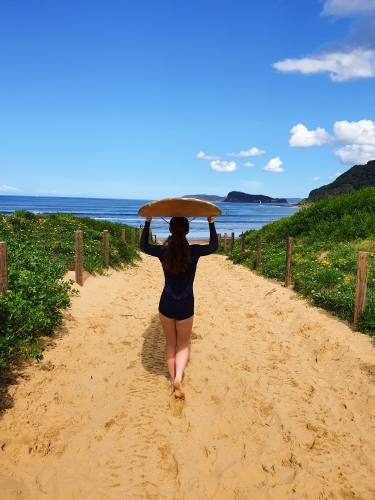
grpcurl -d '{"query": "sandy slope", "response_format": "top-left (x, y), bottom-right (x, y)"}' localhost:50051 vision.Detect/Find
top-left (1, 253), bottom-right (375, 500)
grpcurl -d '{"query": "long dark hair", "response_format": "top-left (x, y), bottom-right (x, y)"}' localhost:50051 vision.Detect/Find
top-left (162, 217), bottom-right (191, 274)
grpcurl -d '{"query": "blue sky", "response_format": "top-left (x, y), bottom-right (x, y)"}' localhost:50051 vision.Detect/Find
top-left (1, 0), bottom-right (374, 200)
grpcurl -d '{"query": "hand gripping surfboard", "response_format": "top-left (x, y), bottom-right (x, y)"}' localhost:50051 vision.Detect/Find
top-left (138, 198), bottom-right (221, 218)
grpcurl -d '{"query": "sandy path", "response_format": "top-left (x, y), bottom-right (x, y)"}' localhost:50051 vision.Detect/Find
top-left (1, 254), bottom-right (375, 500)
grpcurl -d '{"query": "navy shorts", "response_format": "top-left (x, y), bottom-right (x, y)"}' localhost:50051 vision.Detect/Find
top-left (158, 291), bottom-right (194, 320)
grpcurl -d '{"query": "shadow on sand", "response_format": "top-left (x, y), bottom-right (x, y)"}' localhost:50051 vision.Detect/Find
top-left (0, 370), bottom-right (18, 416)
top-left (141, 314), bottom-right (168, 378)
top-left (141, 314), bottom-right (199, 379)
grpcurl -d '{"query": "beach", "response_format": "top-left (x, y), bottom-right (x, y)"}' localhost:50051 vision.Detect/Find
top-left (1, 253), bottom-right (375, 499)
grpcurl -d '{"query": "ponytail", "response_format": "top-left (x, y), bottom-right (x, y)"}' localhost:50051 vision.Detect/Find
top-left (162, 217), bottom-right (191, 274)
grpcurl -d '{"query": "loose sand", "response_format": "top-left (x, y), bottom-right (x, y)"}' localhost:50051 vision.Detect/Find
top-left (1, 253), bottom-right (375, 499)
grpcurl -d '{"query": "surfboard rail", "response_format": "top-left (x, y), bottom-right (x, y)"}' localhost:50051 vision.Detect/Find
top-left (138, 197), bottom-right (221, 217)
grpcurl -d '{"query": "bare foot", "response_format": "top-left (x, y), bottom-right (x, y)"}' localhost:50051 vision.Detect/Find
top-left (173, 380), bottom-right (185, 400)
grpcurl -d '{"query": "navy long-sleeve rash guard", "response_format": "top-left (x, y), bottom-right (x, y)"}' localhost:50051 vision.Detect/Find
top-left (140, 221), bottom-right (218, 299)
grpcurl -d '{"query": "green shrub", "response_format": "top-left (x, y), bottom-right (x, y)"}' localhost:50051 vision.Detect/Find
top-left (0, 211), bottom-right (141, 368)
top-left (222, 188), bottom-right (375, 336)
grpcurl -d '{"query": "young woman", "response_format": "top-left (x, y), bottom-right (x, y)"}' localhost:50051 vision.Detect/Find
top-left (140, 216), bottom-right (218, 399)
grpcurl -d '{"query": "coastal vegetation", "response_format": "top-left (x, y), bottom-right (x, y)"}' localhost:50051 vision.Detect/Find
top-left (222, 187), bottom-right (375, 336)
top-left (0, 211), bottom-right (140, 368)
top-left (306, 160), bottom-right (375, 202)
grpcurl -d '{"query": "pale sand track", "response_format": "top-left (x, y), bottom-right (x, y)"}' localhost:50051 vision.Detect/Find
top-left (1, 254), bottom-right (375, 499)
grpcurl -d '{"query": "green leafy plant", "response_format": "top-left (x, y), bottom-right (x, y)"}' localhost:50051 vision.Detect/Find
top-left (220, 188), bottom-right (375, 336)
top-left (0, 211), bottom-right (141, 368)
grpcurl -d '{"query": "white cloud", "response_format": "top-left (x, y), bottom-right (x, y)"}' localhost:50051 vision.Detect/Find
top-left (289, 124), bottom-right (332, 147)
top-left (197, 150), bottom-right (258, 170)
top-left (333, 121), bottom-right (375, 163)
top-left (289, 119), bottom-right (375, 165)
top-left (262, 157), bottom-right (284, 173)
top-left (210, 160), bottom-right (238, 172)
top-left (311, 177), bottom-right (321, 181)
top-left (334, 144), bottom-right (375, 164)
top-left (273, 49), bottom-right (375, 81)
top-left (322, 0), bottom-right (375, 17)
top-left (0, 184), bottom-right (22, 192)
top-left (227, 147), bottom-right (265, 157)
top-left (196, 151), bottom-right (221, 161)
top-left (328, 172), bottom-right (343, 179)
top-left (274, 0), bottom-right (375, 83)
top-left (290, 120), bottom-right (375, 147)
top-left (333, 119), bottom-right (375, 145)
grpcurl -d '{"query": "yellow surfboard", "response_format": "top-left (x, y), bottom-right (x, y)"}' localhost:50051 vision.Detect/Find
top-left (138, 198), bottom-right (221, 217)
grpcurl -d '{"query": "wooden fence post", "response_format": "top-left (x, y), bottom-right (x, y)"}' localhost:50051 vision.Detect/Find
top-left (218, 234), bottom-right (221, 247)
top-left (75, 231), bottom-right (83, 286)
top-left (255, 234), bottom-right (262, 269)
top-left (0, 242), bottom-right (8, 294)
top-left (230, 232), bottom-right (235, 253)
top-left (154, 235), bottom-right (157, 243)
top-left (139, 226), bottom-right (142, 246)
top-left (131, 229), bottom-right (135, 249)
top-left (103, 230), bottom-right (109, 267)
top-left (223, 233), bottom-right (227, 250)
top-left (354, 251), bottom-right (369, 330)
top-left (285, 237), bottom-right (293, 287)
top-left (121, 229), bottom-right (125, 244)
top-left (241, 233), bottom-right (245, 254)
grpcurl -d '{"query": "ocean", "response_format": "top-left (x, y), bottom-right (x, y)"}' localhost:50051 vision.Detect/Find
top-left (0, 195), bottom-right (301, 239)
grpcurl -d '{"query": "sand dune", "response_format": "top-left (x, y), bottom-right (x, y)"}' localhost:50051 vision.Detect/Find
top-left (1, 253), bottom-right (375, 499)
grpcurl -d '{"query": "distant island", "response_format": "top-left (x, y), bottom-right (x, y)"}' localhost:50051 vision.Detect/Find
top-left (223, 191), bottom-right (288, 204)
top-left (182, 194), bottom-right (225, 202)
top-left (183, 192), bottom-right (288, 203)
top-left (305, 160), bottom-right (375, 202)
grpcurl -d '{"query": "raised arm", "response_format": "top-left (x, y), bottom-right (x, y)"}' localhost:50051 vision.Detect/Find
top-left (193, 217), bottom-right (218, 257)
top-left (207, 217), bottom-right (219, 253)
top-left (140, 218), bottom-right (161, 257)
